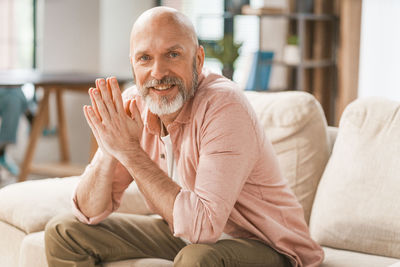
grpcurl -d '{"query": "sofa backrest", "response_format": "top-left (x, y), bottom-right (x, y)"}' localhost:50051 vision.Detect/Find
top-left (310, 96), bottom-right (400, 258)
top-left (244, 91), bottom-right (330, 224)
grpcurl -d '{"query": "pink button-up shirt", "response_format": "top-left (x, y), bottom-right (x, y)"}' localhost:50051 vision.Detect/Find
top-left (73, 69), bottom-right (323, 266)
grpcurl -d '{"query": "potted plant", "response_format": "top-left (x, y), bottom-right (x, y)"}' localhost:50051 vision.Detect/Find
top-left (283, 34), bottom-right (300, 65)
top-left (203, 34), bottom-right (242, 80)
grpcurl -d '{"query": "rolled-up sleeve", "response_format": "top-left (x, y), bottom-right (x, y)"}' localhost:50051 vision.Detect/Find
top-left (71, 162), bottom-right (134, 225)
top-left (71, 183), bottom-right (113, 224)
top-left (173, 100), bottom-right (259, 243)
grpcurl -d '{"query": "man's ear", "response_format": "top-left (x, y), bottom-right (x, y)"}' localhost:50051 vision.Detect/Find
top-left (196, 45), bottom-right (205, 74)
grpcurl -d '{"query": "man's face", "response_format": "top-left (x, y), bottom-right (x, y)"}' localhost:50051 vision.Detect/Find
top-left (130, 22), bottom-right (202, 116)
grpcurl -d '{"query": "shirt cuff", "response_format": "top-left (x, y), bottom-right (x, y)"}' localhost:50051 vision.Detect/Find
top-left (71, 182), bottom-right (112, 225)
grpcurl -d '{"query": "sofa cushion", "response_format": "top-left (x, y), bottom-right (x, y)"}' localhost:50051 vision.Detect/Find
top-left (321, 246), bottom-right (399, 267)
top-left (19, 231), bottom-right (48, 267)
top-left (0, 220), bottom-right (26, 267)
top-left (244, 91), bottom-right (330, 223)
top-left (310, 97), bottom-right (400, 258)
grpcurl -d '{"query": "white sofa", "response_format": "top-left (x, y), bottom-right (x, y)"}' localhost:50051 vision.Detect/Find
top-left (1, 91), bottom-right (400, 267)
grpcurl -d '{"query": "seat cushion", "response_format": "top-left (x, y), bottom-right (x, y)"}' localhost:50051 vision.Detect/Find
top-left (321, 246), bottom-right (399, 267)
top-left (19, 231), bottom-right (48, 267)
top-left (310, 97), bottom-right (400, 258)
top-left (0, 220), bottom-right (26, 267)
top-left (245, 91), bottom-right (330, 223)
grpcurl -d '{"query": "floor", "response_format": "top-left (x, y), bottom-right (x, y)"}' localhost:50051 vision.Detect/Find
top-left (1, 90), bottom-right (92, 189)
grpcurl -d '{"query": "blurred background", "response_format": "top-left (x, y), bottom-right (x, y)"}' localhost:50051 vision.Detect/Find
top-left (0, 0), bottom-right (399, 184)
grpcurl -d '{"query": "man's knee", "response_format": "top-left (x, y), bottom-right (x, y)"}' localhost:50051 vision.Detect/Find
top-left (174, 244), bottom-right (221, 267)
top-left (45, 213), bottom-right (97, 266)
top-left (45, 213), bottom-right (83, 249)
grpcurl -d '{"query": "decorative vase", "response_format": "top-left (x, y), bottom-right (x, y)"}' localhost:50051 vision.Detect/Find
top-left (283, 44), bottom-right (300, 65)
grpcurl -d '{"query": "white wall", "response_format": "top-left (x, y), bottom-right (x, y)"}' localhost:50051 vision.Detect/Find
top-left (358, 0), bottom-right (400, 101)
top-left (38, 0), bottom-right (153, 75)
top-left (38, 0), bottom-right (100, 72)
top-left (99, 0), bottom-right (154, 76)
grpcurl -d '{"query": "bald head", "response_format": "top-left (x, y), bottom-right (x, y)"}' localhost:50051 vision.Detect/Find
top-left (130, 7), bottom-right (198, 54)
top-left (129, 7), bottom-right (205, 118)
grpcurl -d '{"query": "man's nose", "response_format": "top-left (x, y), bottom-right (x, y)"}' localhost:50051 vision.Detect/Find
top-left (151, 60), bottom-right (169, 80)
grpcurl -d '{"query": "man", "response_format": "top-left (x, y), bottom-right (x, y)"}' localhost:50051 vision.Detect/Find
top-left (45, 7), bottom-right (323, 267)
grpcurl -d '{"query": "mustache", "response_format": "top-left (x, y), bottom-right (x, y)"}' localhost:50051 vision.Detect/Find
top-left (143, 76), bottom-right (184, 89)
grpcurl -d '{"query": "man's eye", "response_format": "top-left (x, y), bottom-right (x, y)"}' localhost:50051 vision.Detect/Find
top-left (140, 55), bottom-right (150, 61)
top-left (169, 52), bottom-right (179, 58)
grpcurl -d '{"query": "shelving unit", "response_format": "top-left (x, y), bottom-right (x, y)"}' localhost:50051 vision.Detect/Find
top-left (241, 5), bottom-right (339, 123)
top-left (242, 5), bottom-right (338, 92)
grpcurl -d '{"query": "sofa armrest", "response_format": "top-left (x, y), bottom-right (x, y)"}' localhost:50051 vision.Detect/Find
top-left (0, 177), bottom-right (79, 234)
top-left (0, 175), bottom-right (152, 234)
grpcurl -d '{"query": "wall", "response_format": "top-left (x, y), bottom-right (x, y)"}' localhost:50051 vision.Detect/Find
top-left (358, 0), bottom-right (400, 101)
top-left (100, 0), bottom-right (154, 76)
top-left (38, 0), bottom-right (100, 72)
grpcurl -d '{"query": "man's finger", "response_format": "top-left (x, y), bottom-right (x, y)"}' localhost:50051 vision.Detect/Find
top-left (97, 78), bottom-right (117, 118)
top-left (108, 77), bottom-right (125, 115)
top-left (90, 87), bottom-right (111, 123)
top-left (83, 105), bottom-right (102, 143)
top-left (88, 87), bottom-right (101, 121)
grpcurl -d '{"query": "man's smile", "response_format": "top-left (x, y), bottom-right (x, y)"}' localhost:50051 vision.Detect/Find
top-left (150, 84), bottom-right (177, 95)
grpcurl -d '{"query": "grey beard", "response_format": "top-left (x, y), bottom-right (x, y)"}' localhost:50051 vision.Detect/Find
top-left (135, 57), bottom-right (198, 116)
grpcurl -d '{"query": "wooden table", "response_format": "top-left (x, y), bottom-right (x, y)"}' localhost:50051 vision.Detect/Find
top-left (0, 70), bottom-right (132, 182)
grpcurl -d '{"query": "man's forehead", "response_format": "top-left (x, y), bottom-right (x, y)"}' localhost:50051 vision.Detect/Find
top-left (130, 7), bottom-right (198, 52)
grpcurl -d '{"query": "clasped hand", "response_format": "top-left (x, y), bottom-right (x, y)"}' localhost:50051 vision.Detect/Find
top-left (83, 77), bottom-right (143, 164)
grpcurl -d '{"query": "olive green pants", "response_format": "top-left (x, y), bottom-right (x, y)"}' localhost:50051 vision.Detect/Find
top-left (45, 213), bottom-right (291, 267)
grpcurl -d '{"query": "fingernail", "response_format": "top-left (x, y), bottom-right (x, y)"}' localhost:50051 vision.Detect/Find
top-left (100, 79), bottom-right (105, 85)
top-left (94, 89), bottom-right (99, 95)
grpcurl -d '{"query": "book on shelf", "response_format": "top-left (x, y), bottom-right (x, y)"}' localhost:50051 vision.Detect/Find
top-left (245, 51), bottom-right (274, 91)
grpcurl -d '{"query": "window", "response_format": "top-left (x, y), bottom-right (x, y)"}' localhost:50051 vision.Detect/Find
top-left (0, 0), bottom-right (36, 70)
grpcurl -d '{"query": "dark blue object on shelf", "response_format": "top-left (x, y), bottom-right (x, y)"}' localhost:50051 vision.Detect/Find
top-left (245, 51), bottom-right (274, 91)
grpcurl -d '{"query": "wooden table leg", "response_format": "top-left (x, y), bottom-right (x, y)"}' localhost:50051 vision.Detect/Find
top-left (55, 89), bottom-right (70, 163)
top-left (19, 89), bottom-right (51, 182)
